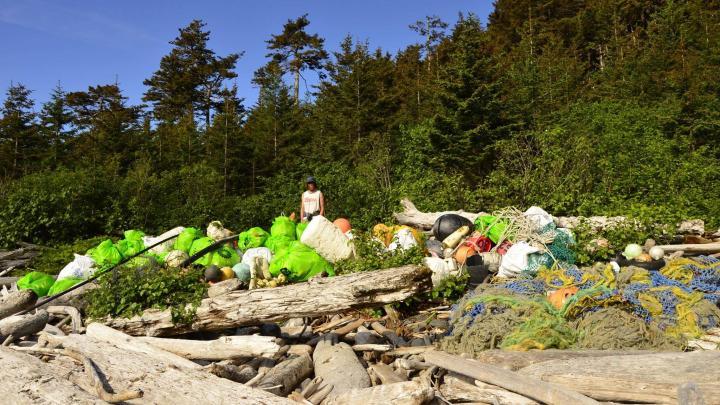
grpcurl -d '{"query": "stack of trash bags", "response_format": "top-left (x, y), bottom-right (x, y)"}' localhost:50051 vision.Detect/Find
top-left (441, 256), bottom-right (720, 355)
top-left (17, 215), bottom-right (356, 298)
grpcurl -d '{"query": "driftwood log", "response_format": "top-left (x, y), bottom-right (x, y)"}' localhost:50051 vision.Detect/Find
top-left (105, 265), bottom-right (432, 337)
top-left (257, 353), bottom-right (313, 396)
top-left (425, 350), bottom-right (599, 405)
top-left (0, 310), bottom-right (49, 342)
top-left (0, 345), bottom-right (103, 404)
top-left (42, 331), bottom-right (292, 404)
top-left (324, 380), bottom-right (434, 405)
top-left (654, 242), bottom-right (720, 254)
top-left (471, 349), bottom-right (657, 371)
top-left (138, 334), bottom-right (282, 360)
top-left (518, 350), bottom-right (720, 404)
top-left (0, 289), bottom-right (36, 320)
top-left (394, 198), bottom-right (707, 235)
top-left (439, 373), bottom-right (539, 405)
top-left (313, 339), bottom-right (371, 395)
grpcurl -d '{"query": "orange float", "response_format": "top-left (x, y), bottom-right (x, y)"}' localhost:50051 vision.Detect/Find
top-left (333, 218), bottom-right (352, 233)
top-left (454, 245), bottom-right (478, 265)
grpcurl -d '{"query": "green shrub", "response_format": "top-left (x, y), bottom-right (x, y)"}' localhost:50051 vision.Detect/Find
top-left (85, 266), bottom-right (207, 325)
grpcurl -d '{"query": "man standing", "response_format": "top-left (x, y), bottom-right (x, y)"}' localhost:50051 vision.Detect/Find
top-left (300, 176), bottom-right (324, 221)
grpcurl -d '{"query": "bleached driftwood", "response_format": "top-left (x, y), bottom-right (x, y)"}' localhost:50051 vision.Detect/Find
top-left (654, 242), bottom-right (720, 254)
top-left (394, 198), bottom-right (480, 230)
top-left (138, 334), bottom-right (281, 360)
top-left (47, 305), bottom-right (83, 333)
top-left (471, 349), bottom-right (657, 371)
top-left (105, 265), bottom-right (431, 337)
top-left (0, 345), bottom-right (102, 404)
top-left (85, 323), bottom-right (200, 369)
top-left (425, 350), bottom-right (599, 405)
top-left (368, 362), bottom-right (406, 384)
top-left (314, 339), bottom-right (371, 395)
top-left (257, 353), bottom-right (313, 396)
top-left (0, 309), bottom-right (48, 342)
top-left (0, 289), bottom-right (36, 319)
top-left (0, 243), bottom-right (43, 272)
top-left (439, 374), bottom-right (539, 405)
top-left (518, 350), bottom-right (720, 403)
top-left (324, 380), bottom-right (434, 405)
top-left (42, 331), bottom-right (292, 404)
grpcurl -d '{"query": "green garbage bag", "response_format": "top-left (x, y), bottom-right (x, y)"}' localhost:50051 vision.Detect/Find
top-left (124, 255), bottom-right (157, 269)
top-left (211, 245), bottom-right (240, 267)
top-left (474, 215), bottom-right (509, 244)
top-left (237, 227), bottom-right (269, 250)
top-left (17, 271), bottom-right (56, 297)
top-left (296, 222), bottom-right (308, 240)
top-left (47, 277), bottom-right (83, 296)
top-left (174, 227), bottom-right (202, 253)
top-left (270, 216), bottom-right (296, 240)
top-left (115, 229), bottom-right (146, 257)
top-left (189, 237), bottom-right (215, 266)
top-left (269, 242), bottom-right (334, 282)
top-left (90, 239), bottom-right (124, 267)
top-left (264, 235), bottom-right (293, 254)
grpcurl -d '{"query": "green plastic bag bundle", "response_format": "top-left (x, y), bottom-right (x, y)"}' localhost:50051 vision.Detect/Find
top-left (264, 235), bottom-right (293, 254)
top-left (211, 245), bottom-right (240, 267)
top-left (296, 222), bottom-right (308, 240)
top-left (89, 239), bottom-right (124, 268)
top-left (115, 229), bottom-right (145, 257)
top-left (189, 237), bottom-right (215, 266)
top-left (474, 215), bottom-right (509, 244)
top-left (237, 227), bottom-right (269, 250)
top-left (174, 227), bottom-right (202, 253)
top-left (47, 277), bottom-right (83, 296)
top-left (270, 216), bottom-right (296, 240)
top-left (17, 271), bottom-right (56, 297)
top-left (269, 241), bottom-right (335, 282)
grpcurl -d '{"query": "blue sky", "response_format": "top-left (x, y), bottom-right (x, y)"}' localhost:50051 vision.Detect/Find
top-left (0, 0), bottom-right (494, 108)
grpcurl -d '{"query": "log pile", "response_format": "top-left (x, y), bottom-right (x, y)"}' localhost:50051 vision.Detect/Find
top-left (2, 261), bottom-right (720, 404)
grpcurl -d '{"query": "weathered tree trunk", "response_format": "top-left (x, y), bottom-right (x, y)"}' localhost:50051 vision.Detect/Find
top-left (43, 330), bottom-right (292, 404)
top-left (105, 265), bottom-right (432, 337)
top-left (138, 334), bottom-right (281, 360)
top-left (0, 346), bottom-right (102, 404)
top-left (439, 374), bottom-right (539, 405)
top-left (471, 349), bottom-right (657, 371)
top-left (425, 350), bottom-right (599, 405)
top-left (257, 353), bottom-right (313, 396)
top-left (394, 198), bottom-right (480, 230)
top-left (655, 242), bottom-right (720, 254)
top-left (324, 380), bottom-right (434, 405)
top-left (314, 339), bottom-right (371, 396)
top-left (518, 350), bottom-right (720, 403)
top-left (0, 310), bottom-right (48, 341)
top-left (0, 289), bottom-right (36, 320)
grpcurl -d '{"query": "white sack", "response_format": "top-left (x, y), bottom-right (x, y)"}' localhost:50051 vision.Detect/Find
top-left (242, 247), bottom-right (273, 267)
top-left (424, 257), bottom-right (458, 287)
top-left (300, 215), bottom-right (354, 263)
top-left (388, 228), bottom-right (418, 251)
top-left (143, 226), bottom-right (185, 254)
top-left (497, 242), bottom-right (540, 278)
top-left (57, 254), bottom-right (96, 280)
top-left (523, 206), bottom-right (554, 229)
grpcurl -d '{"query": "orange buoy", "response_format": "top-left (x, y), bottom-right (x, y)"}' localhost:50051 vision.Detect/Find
top-left (333, 218), bottom-right (352, 233)
top-left (454, 245), bottom-right (477, 265)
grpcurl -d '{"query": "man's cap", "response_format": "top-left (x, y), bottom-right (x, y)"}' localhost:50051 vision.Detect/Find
top-left (306, 176), bottom-right (317, 184)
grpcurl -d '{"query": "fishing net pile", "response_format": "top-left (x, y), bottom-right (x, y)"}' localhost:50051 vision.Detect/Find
top-left (441, 256), bottom-right (720, 355)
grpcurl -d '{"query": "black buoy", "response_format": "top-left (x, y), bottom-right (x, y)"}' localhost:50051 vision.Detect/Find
top-left (432, 214), bottom-right (474, 241)
top-left (204, 265), bottom-right (221, 283)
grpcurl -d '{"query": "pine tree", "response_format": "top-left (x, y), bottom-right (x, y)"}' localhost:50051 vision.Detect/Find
top-left (0, 83), bottom-right (36, 178)
top-left (143, 20), bottom-right (240, 128)
top-left (266, 14), bottom-right (328, 104)
top-left (66, 84), bottom-right (141, 169)
top-left (38, 83), bottom-right (74, 167)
